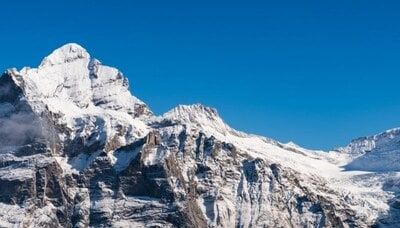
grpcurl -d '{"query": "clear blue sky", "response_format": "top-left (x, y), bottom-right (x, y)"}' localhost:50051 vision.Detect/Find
top-left (1, 1), bottom-right (400, 150)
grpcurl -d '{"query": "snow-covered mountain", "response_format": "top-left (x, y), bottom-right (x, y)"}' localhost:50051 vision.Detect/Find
top-left (0, 43), bottom-right (399, 227)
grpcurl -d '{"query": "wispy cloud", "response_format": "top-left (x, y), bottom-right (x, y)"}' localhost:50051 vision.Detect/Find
top-left (0, 112), bottom-right (43, 147)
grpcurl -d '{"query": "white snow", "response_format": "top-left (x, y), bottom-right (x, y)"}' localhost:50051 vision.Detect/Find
top-left (112, 146), bottom-right (142, 172)
top-left (159, 103), bottom-right (400, 224)
top-left (39, 43), bottom-right (90, 67)
top-left (0, 167), bottom-right (35, 181)
top-left (6, 43), bottom-right (151, 162)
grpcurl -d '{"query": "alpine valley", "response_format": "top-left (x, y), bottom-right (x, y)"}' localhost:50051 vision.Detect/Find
top-left (0, 43), bottom-right (399, 228)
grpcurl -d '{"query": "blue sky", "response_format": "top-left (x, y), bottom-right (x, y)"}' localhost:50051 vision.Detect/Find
top-left (1, 1), bottom-right (400, 149)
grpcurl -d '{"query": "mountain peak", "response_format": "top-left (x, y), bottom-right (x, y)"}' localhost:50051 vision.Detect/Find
top-left (39, 43), bottom-right (90, 68)
top-left (7, 42), bottom-right (151, 118)
top-left (160, 103), bottom-right (239, 137)
top-left (163, 104), bottom-right (220, 123)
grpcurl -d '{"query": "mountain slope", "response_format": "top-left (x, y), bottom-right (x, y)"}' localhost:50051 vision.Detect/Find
top-left (0, 43), bottom-right (399, 227)
top-left (341, 128), bottom-right (400, 172)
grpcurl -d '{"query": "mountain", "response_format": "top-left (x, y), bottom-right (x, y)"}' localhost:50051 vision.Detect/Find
top-left (0, 43), bottom-right (399, 227)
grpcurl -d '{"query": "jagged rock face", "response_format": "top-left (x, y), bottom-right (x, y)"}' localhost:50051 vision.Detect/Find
top-left (0, 43), bottom-right (399, 227)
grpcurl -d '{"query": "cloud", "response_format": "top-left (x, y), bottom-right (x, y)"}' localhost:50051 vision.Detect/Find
top-left (0, 83), bottom-right (11, 95)
top-left (0, 74), bottom-right (44, 148)
top-left (0, 111), bottom-right (43, 147)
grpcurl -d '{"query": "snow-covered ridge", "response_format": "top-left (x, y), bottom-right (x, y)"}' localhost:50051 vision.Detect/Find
top-left (39, 43), bottom-right (90, 67)
top-left (338, 127), bottom-right (400, 155)
top-left (164, 103), bottom-right (219, 120)
top-left (341, 128), bottom-right (400, 172)
top-left (162, 104), bottom-right (227, 130)
top-left (0, 43), bottom-right (399, 227)
top-left (9, 43), bottom-right (150, 116)
top-left (4, 43), bottom-right (152, 157)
